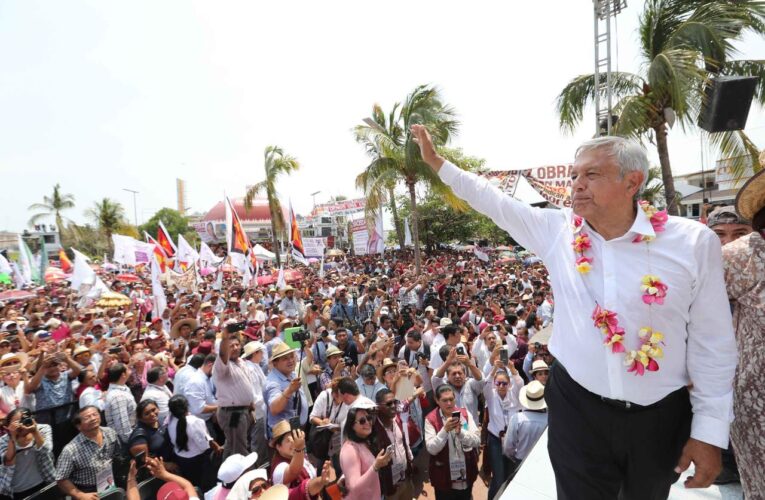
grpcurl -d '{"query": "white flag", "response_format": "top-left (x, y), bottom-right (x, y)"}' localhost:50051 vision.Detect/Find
top-left (318, 253), bottom-right (325, 279)
top-left (17, 235), bottom-right (34, 284)
top-left (176, 234), bottom-right (200, 272)
top-left (70, 248), bottom-right (93, 293)
top-left (473, 247), bottom-right (489, 262)
top-left (199, 241), bottom-right (223, 268)
top-left (11, 263), bottom-right (25, 289)
top-left (0, 253), bottom-right (12, 275)
top-left (276, 267), bottom-right (286, 290)
top-left (243, 262), bottom-right (253, 287)
top-left (404, 218), bottom-right (412, 247)
top-left (151, 253), bottom-right (167, 318)
top-left (213, 267), bottom-right (223, 291)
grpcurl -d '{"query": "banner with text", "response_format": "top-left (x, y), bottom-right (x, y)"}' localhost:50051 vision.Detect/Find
top-left (302, 238), bottom-right (326, 258)
top-left (310, 198), bottom-right (366, 217)
top-left (351, 219), bottom-right (370, 256)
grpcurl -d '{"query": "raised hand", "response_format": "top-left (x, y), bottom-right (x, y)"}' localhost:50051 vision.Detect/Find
top-left (410, 125), bottom-right (444, 171)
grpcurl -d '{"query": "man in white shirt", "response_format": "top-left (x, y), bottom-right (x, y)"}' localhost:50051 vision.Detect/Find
top-left (242, 341), bottom-right (268, 465)
top-left (412, 126), bottom-right (736, 498)
top-left (141, 366), bottom-right (173, 424)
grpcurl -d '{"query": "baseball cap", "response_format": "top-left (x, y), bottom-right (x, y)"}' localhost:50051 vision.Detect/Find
top-left (707, 205), bottom-right (750, 228)
top-left (217, 452), bottom-right (259, 484)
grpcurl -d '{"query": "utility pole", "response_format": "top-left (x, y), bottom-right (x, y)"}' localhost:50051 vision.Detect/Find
top-left (123, 188), bottom-right (140, 226)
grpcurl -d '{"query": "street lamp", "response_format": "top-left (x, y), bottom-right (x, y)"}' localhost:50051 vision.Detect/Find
top-left (123, 188), bottom-right (139, 226)
top-left (310, 191), bottom-right (321, 210)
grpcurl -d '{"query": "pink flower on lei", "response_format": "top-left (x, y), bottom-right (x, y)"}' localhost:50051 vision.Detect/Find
top-left (592, 305), bottom-right (619, 334)
top-left (572, 233), bottom-right (592, 253)
top-left (640, 275), bottom-right (668, 305)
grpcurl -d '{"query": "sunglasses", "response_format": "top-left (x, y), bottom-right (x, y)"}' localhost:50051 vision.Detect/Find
top-left (494, 381), bottom-right (509, 387)
top-left (250, 481), bottom-right (271, 496)
top-left (355, 416), bottom-right (372, 425)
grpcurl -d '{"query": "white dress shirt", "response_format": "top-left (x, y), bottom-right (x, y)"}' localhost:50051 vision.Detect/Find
top-left (185, 371), bottom-right (217, 421)
top-left (439, 160), bottom-right (737, 448)
top-left (141, 383), bottom-right (173, 425)
top-left (173, 365), bottom-right (197, 397)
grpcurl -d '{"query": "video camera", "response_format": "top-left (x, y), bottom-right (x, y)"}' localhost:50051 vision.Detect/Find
top-left (289, 328), bottom-right (311, 343)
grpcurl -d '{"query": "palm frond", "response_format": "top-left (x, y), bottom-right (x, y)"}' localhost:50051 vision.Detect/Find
top-left (555, 72), bottom-right (645, 134)
top-left (646, 48), bottom-right (705, 115)
top-left (721, 59), bottom-right (765, 105)
top-left (244, 180), bottom-right (268, 210)
top-left (612, 95), bottom-right (658, 138)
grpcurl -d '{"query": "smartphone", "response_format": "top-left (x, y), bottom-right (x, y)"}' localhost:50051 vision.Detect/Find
top-left (500, 349), bottom-right (509, 365)
top-left (456, 346), bottom-right (465, 356)
top-left (289, 416), bottom-right (301, 431)
top-left (451, 411), bottom-right (461, 421)
top-left (134, 450), bottom-right (146, 468)
top-left (109, 346), bottom-right (122, 354)
top-left (385, 444), bottom-right (394, 455)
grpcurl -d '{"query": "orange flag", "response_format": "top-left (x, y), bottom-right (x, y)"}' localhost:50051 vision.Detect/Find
top-left (157, 221), bottom-right (177, 258)
top-left (59, 249), bottom-right (73, 273)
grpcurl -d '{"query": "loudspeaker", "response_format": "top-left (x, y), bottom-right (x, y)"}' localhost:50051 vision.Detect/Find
top-left (698, 76), bottom-right (758, 133)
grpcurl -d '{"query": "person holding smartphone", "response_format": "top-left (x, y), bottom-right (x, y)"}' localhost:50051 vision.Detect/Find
top-left (424, 385), bottom-right (480, 500)
top-left (0, 408), bottom-right (55, 500)
top-left (339, 402), bottom-right (391, 500)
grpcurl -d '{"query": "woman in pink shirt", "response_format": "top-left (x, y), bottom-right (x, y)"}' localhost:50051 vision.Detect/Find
top-left (339, 407), bottom-right (392, 500)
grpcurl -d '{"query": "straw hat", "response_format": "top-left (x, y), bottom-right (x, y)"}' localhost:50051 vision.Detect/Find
top-left (171, 318), bottom-right (198, 338)
top-left (325, 345), bottom-right (343, 358)
top-left (377, 358), bottom-right (397, 381)
top-left (270, 342), bottom-right (296, 362)
top-left (73, 346), bottom-right (91, 357)
top-left (530, 360), bottom-right (549, 374)
top-left (437, 318), bottom-right (453, 329)
top-left (519, 380), bottom-right (547, 411)
top-left (269, 420), bottom-right (293, 447)
top-left (242, 341), bottom-right (265, 359)
top-left (735, 165), bottom-right (765, 221)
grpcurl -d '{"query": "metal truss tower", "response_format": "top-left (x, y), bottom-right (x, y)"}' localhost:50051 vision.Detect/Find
top-left (593, 0), bottom-right (627, 136)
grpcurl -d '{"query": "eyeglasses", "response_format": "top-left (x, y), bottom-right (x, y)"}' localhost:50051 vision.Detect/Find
top-left (355, 416), bottom-right (371, 425)
top-left (494, 381), bottom-right (509, 387)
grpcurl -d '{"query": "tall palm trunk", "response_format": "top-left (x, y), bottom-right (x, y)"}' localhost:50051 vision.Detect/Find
top-left (407, 179), bottom-right (422, 275)
top-left (388, 186), bottom-right (405, 249)
top-left (654, 124), bottom-right (679, 215)
top-left (55, 213), bottom-right (64, 248)
top-left (269, 194), bottom-right (281, 268)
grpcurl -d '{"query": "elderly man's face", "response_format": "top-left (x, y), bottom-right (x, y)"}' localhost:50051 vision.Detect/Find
top-left (571, 148), bottom-right (643, 222)
top-left (712, 223), bottom-right (752, 246)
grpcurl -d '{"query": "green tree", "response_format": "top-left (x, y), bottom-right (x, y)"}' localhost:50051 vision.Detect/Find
top-left (27, 183), bottom-right (75, 245)
top-left (354, 85), bottom-right (465, 274)
top-left (139, 208), bottom-right (191, 240)
top-left (556, 0), bottom-right (765, 215)
top-left (245, 146), bottom-right (300, 267)
top-left (84, 198), bottom-right (126, 253)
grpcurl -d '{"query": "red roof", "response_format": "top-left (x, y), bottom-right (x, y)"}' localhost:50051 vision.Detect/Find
top-left (202, 197), bottom-right (271, 222)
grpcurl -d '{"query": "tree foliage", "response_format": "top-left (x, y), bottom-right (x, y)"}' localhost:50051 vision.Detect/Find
top-left (139, 208), bottom-right (191, 240)
top-left (556, 0), bottom-right (765, 215)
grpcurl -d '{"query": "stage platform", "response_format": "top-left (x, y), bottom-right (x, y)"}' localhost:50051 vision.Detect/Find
top-left (499, 430), bottom-right (743, 500)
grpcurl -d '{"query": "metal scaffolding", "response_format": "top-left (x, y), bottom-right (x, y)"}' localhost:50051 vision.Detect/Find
top-left (593, 0), bottom-right (627, 136)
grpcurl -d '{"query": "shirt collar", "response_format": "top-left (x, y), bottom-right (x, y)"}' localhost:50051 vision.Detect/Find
top-left (628, 202), bottom-right (655, 239)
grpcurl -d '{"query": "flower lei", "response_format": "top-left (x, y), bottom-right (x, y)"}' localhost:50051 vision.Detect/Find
top-left (572, 201), bottom-right (669, 375)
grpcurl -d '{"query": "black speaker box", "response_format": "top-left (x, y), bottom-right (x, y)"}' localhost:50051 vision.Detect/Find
top-left (698, 76), bottom-right (758, 133)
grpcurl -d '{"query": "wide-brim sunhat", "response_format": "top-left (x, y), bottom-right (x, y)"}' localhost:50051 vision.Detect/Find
top-left (735, 165), bottom-right (765, 221)
top-left (171, 318), bottom-right (198, 338)
top-left (519, 380), bottom-right (547, 410)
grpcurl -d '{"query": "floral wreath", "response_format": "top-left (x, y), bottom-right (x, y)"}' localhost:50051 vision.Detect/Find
top-left (572, 201), bottom-right (669, 375)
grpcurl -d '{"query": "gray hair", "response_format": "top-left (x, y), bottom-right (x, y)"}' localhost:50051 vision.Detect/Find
top-left (575, 136), bottom-right (649, 192)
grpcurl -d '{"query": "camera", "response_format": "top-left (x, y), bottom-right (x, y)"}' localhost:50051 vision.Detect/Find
top-left (310, 304), bottom-right (319, 312)
top-left (108, 346), bottom-right (122, 354)
top-left (416, 351), bottom-right (428, 361)
top-left (226, 321), bottom-right (247, 334)
top-left (343, 356), bottom-right (354, 366)
top-left (290, 328), bottom-right (311, 343)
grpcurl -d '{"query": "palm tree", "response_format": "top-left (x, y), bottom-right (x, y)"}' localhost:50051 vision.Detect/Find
top-left (85, 198), bottom-right (126, 253)
top-left (28, 183), bottom-right (75, 244)
top-left (556, 0), bottom-right (765, 215)
top-left (244, 146), bottom-right (300, 267)
top-left (354, 85), bottom-right (464, 274)
top-left (355, 104), bottom-right (406, 249)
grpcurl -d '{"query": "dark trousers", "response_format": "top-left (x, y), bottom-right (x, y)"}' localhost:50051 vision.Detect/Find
top-left (0, 481), bottom-right (47, 500)
top-left (546, 361), bottom-right (691, 500)
top-left (434, 486), bottom-right (473, 500)
top-left (487, 433), bottom-right (512, 500)
top-left (175, 452), bottom-right (209, 489)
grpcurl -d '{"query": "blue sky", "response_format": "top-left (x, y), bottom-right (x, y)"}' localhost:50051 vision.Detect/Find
top-left (1, 1), bottom-right (763, 231)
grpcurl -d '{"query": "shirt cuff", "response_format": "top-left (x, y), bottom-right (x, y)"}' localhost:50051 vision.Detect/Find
top-left (437, 160), bottom-right (459, 183)
top-left (690, 413), bottom-right (729, 449)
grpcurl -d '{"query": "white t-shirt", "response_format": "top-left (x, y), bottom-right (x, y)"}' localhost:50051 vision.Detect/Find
top-left (272, 460), bottom-right (317, 486)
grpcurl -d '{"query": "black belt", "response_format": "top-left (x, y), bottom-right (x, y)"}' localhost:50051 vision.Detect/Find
top-left (220, 405), bottom-right (250, 411)
top-left (555, 361), bottom-right (687, 412)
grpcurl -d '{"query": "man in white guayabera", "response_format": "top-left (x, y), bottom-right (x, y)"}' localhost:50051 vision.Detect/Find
top-left (411, 124), bottom-right (736, 500)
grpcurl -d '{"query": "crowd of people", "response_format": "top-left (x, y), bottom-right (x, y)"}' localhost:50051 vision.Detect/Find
top-left (0, 133), bottom-right (762, 500)
top-left (0, 244), bottom-right (558, 500)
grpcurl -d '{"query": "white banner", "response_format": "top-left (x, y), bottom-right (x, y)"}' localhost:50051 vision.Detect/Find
top-left (302, 238), bottom-right (326, 258)
top-left (113, 234), bottom-right (155, 266)
top-left (351, 219), bottom-right (369, 256)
